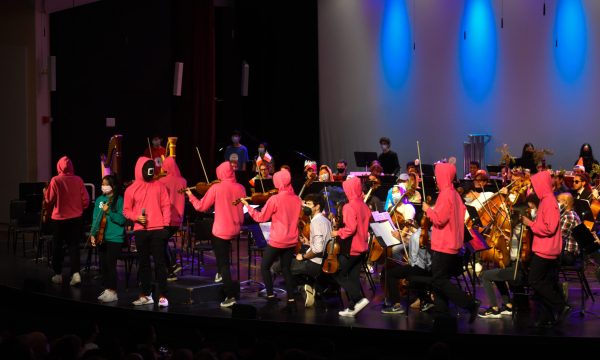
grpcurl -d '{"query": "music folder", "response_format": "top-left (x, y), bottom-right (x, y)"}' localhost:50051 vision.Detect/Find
top-left (353, 151), bottom-right (378, 169)
top-left (369, 220), bottom-right (401, 248)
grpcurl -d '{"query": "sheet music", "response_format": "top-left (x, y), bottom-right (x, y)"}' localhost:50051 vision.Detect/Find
top-left (259, 222), bottom-right (272, 242)
top-left (369, 222), bottom-right (400, 247)
top-left (371, 211), bottom-right (396, 230)
top-left (243, 204), bottom-right (260, 214)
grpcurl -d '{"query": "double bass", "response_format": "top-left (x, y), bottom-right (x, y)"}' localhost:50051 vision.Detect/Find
top-left (322, 186), bottom-right (341, 274)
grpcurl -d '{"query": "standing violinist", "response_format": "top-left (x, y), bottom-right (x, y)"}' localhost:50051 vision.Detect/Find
top-left (241, 169), bottom-right (302, 311)
top-left (90, 175), bottom-right (126, 303)
top-left (292, 193), bottom-right (331, 308)
top-left (521, 170), bottom-right (571, 327)
top-left (158, 157), bottom-right (187, 281)
top-left (330, 176), bottom-right (372, 317)
top-left (186, 161), bottom-right (246, 308)
top-left (422, 161), bottom-right (481, 323)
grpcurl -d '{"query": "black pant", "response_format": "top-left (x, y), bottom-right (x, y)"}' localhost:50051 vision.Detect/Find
top-left (100, 241), bottom-right (121, 290)
top-left (528, 253), bottom-right (566, 319)
top-left (431, 251), bottom-right (475, 314)
top-left (333, 254), bottom-right (365, 308)
top-left (212, 236), bottom-right (238, 298)
top-left (135, 229), bottom-right (169, 297)
top-left (164, 226), bottom-right (179, 269)
top-left (52, 217), bottom-right (83, 276)
top-left (385, 264), bottom-right (431, 304)
top-left (262, 245), bottom-right (296, 298)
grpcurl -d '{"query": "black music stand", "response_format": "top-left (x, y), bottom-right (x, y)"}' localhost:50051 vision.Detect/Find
top-left (567, 224), bottom-right (599, 317)
top-left (420, 164), bottom-right (434, 176)
top-left (486, 165), bottom-right (502, 175)
top-left (354, 151), bottom-right (378, 171)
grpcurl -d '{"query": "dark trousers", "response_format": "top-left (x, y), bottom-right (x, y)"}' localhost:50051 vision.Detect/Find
top-left (212, 236), bottom-right (238, 298)
top-left (262, 245), bottom-right (296, 298)
top-left (385, 264), bottom-right (431, 304)
top-left (480, 266), bottom-right (518, 308)
top-left (333, 254), bottom-right (364, 308)
top-left (431, 251), bottom-right (475, 313)
top-left (100, 241), bottom-right (121, 290)
top-left (52, 217), bottom-right (83, 276)
top-left (135, 229), bottom-right (169, 297)
top-left (164, 226), bottom-right (179, 268)
top-left (528, 253), bottom-right (566, 319)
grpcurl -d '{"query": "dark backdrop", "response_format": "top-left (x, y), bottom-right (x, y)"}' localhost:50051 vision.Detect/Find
top-left (50, 0), bottom-right (319, 188)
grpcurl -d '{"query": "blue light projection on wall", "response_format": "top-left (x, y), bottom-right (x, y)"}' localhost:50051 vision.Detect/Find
top-left (380, 0), bottom-right (411, 89)
top-left (459, 0), bottom-right (497, 101)
top-left (554, 0), bottom-right (587, 82)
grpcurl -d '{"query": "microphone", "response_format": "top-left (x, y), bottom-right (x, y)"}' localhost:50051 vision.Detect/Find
top-left (218, 147), bottom-right (224, 152)
top-left (294, 150), bottom-right (313, 161)
top-left (141, 208), bottom-right (146, 227)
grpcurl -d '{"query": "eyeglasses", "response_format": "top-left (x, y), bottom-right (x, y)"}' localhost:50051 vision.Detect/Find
top-left (260, 168), bottom-right (267, 171)
top-left (574, 180), bottom-right (582, 184)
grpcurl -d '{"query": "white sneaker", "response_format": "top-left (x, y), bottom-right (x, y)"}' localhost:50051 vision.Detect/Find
top-left (353, 298), bottom-right (370, 315)
top-left (339, 308), bottom-right (357, 317)
top-left (215, 273), bottom-right (222, 283)
top-left (69, 272), bottom-right (81, 286)
top-left (158, 297), bottom-right (169, 308)
top-left (304, 284), bottom-right (315, 308)
top-left (97, 290), bottom-right (107, 300)
top-left (51, 274), bottom-right (63, 284)
top-left (132, 295), bottom-right (154, 306)
top-left (220, 297), bottom-right (236, 308)
top-left (100, 290), bottom-right (118, 303)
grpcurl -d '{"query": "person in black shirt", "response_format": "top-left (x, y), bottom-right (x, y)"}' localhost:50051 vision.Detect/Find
top-left (514, 143), bottom-right (536, 174)
top-left (377, 137), bottom-right (400, 175)
top-left (575, 143), bottom-right (599, 180)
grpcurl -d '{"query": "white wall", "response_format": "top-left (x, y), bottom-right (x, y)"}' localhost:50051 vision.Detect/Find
top-left (318, 0), bottom-right (600, 176)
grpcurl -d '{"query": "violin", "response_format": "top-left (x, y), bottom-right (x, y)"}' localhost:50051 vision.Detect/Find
top-left (179, 180), bottom-right (221, 195)
top-left (232, 188), bottom-right (278, 206)
top-left (322, 213), bottom-right (341, 274)
top-left (419, 198), bottom-right (432, 249)
top-left (94, 195), bottom-right (113, 247)
top-left (363, 176), bottom-right (381, 204)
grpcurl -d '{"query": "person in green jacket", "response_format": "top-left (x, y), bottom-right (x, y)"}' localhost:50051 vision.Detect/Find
top-left (90, 175), bottom-right (126, 303)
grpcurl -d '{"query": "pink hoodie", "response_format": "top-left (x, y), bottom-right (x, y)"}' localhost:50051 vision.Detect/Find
top-left (123, 157), bottom-right (171, 231)
top-left (530, 171), bottom-right (562, 259)
top-left (45, 156), bottom-right (90, 220)
top-left (246, 169), bottom-right (302, 248)
top-left (158, 157), bottom-right (187, 227)
top-left (188, 162), bottom-right (246, 240)
top-left (426, 163), bottom-right (466, 255)
top-left (336, 177), bottom-right (371, 255)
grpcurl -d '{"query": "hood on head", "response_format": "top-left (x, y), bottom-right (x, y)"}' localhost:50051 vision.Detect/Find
top-left (343, 176), bottom-right (363, 201)
top-left (134, 157), bottom-right (153, 182)
top-left (273, 169), bottom-right (292, 192)
top-left (161, 157), bottom-right (181, 177)
top-left (57, 156), bottom-right (74, 175)
top-left (530, 170), bottom-right (553, 199)
top-left (434, 163), bottom-right (456, 190)
top-left (216, 161), bottom-right (235, 181)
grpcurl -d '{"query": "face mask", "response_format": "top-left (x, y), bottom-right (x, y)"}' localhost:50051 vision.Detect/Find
top-left (258, 148), bottom-right (265, 155)
top-left (142, 160), bottom-right (155, 182)
top-left (302, 206), bottom-right (312, 216)
top-left (381, 144), bottom-right (389, 151)
top-left (101, 185), bottom-right (112, 194)
top-left (337, 168), bottom-right (345, 173)
top-left (392, 193), bottom-right (402, 202)
top-left (320, 174), bottom-right (329, 181)
top-left (152, 140), bottom-right (160, 147)
top-left (232, 136), bottom-right (240, 144)
top-left (530, 209), bottom-right (537, 218)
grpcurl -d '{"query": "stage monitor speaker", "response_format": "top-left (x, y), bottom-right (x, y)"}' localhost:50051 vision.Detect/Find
top-left (173, 62), bottom-right (183, 96)
top-left (241, 60), bottom-right (249, 97)
top-left (49, 55), bottom-right (56, 91)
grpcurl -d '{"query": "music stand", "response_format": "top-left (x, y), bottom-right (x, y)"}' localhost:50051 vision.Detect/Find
top-left (420, 164), bottom-right (434, 176)
top-left (354, 152), bottom-right (378, 171)
top-left (486, 165), bottom-right (502, 176)
top-left (240, 223), bottom-right (267, 292)
top-left (567, 223), bottom-right (599, 317)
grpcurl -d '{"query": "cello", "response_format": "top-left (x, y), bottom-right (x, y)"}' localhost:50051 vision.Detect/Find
top-left (296, 173), bottom-right (317, 252)
top-left (322, 186), bottom-right (341, 274)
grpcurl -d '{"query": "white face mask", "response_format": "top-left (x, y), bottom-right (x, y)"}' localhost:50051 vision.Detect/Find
top-left (258, 147), bottom-right (265, 154)
top-left (320, 173), bottom-right (329, 181)
top-left (152, 140), bottom-right (161, 147)
top-left (381, 144), bottom-right (389, 151)
top-left (232, 136), bottom-right (240, 144)
top-left (392, 193), bottom-right (402, 202)
top-left (101, 185), bottom-right (112, 194)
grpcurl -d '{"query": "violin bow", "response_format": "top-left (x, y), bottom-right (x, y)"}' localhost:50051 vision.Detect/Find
top-left (416, 141), bottom-right (426, 201)
top-left (195, 147), bottom-right (210, 183)
top-left (147, 138), bottom-right (153, 160)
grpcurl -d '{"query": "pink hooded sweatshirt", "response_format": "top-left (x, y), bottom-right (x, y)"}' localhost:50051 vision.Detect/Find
top-left (123, 157), bottom-right (171, 231)
top-left (45, 156), bottom-right (89, 220)
top-left (188, 161), bottom-right (246, 240)
top-left (426, 163), bottom-right (466, 255)
top-left (530, 171), bottom-right (562, 259)
top-left (337, 177), bottom-right (371, 256)
top-left (158, 157), bottom-right (187, 227)
top-left (247, 169), bottom-right (302, 248)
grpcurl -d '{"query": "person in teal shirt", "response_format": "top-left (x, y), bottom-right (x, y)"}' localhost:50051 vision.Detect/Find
top-left (90, 175), bottom-right (126, 303)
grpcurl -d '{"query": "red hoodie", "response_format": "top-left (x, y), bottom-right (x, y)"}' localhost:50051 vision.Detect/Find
top-left (530, 171), bottom-right (562, 259)
top-left (188, 162), bottom-right (246, 240)
top-left (123, 157), bottom-right (171, 231)
top-left (246, 169), bottom-right (302, 248)
top-left (45, 156), bottom-right (90, 220)
top-left (336, 177), bottom-right (371, 256)
top-left (426, 163), bottom-right (466, 255)
top-left (158, 157), bottom-right (187, 227)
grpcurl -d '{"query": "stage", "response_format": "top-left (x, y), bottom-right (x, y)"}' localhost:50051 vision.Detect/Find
top-left (2, 229), bottom-right (600, 358)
